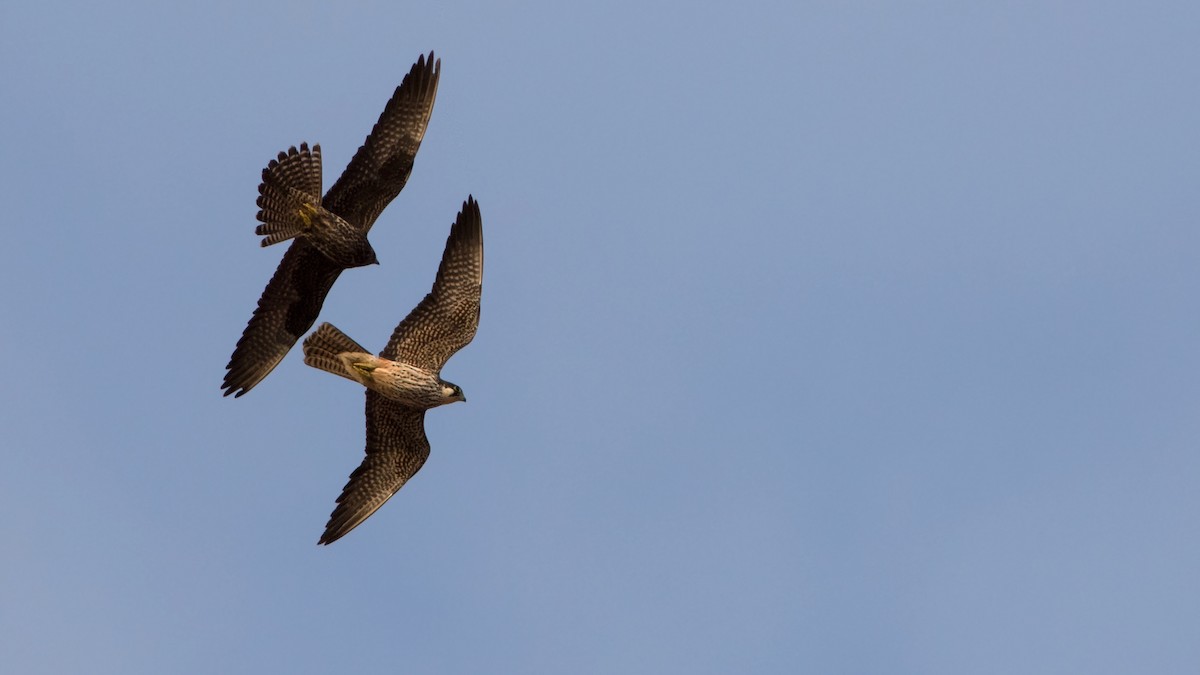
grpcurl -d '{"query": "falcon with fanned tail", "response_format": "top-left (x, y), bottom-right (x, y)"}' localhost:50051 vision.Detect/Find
top-left (302, 196), bottom-right (483, 545)
top-left (223, 52), bottom-right (441, 397)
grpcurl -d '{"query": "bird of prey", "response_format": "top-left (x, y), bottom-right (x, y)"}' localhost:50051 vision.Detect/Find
top-left (303, 196), bottom-right (483, 545)
top-left (254, 142), bottom-right (378, 268)
top-left (222, 52), bottom-right (440, 397)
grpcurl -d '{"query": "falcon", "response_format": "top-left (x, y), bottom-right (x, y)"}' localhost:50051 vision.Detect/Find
top-left (222, 52), bottom-right (440, 397)
top-left (302, 196), bottom-right (483, 545)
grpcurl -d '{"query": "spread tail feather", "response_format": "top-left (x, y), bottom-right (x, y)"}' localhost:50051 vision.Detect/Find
top-left (303, 323), bottom-right (371, 383)
top-left (256, 188), bottom-right (318, 246)
top-left (255, 143), bottom-right (324, 247)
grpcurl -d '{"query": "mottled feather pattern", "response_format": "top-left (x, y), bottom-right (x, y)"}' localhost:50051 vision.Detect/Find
top-left (222, 52), bottom-right (440, 397)
top-left (302, 322), bottom-right (370, 383)
top-left (318, 394), bottom-right (430, 545)
top-left (255, 141), bottom-right (324, 243)
top-left (260, 143), bottom-right (323, 202)
top-left (255, 144), bottom-right (324, 246)
top-left (257, 191), bottom-right (318, 247)
top-left (323, 52), bottom-right (441, 233)
top-left (255, 146), bottom-right (378, 266)
top-left (223, 242), bottom-right (343, 396)
top-left (382, 196), bottom-right (483, 370)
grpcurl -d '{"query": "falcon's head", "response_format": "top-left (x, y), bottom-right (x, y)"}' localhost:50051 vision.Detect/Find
top-left (439, 380), bottom-right (466, 404)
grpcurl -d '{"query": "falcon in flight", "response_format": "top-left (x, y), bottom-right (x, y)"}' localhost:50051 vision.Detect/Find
top-left (302, 196), bottom-right (483, 545)
top-left (223, 52), bottom-right (441, 397)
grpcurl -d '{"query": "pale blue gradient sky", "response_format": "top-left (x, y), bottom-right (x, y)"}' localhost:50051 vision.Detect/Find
top-left (2, 2), bottom-right (1198, 673)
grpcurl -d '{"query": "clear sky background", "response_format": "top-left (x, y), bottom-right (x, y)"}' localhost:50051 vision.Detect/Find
top-left (2, 2), bottom-right (1198, 673)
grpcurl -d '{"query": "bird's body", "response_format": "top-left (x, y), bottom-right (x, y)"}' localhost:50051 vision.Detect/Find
top-left (302, 196), bottom-right (483, 545)
top-left (342, 356), bottom-right (460, 408)
top-left (254, 144), bottom-right (378, 268)
top-left (304, 323), bottom-right (464, 409)
top-left (223, 52), bottom-right (440, 397)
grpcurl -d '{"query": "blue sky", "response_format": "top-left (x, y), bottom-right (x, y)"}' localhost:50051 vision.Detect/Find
top-left (2, 1), bottom-right (1198, 672)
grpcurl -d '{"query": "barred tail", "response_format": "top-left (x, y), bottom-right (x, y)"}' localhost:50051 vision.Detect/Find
top-left (256, 187), bottom-right (318, 246)
top-left (303, 323), bottom-right (371, 382)
top-left (254, 143), bottom-right (324, 247)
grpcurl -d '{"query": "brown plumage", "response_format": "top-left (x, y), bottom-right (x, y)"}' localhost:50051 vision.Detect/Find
top-left (222, 52), bottom-right (440, 397)
top-left (253, 143), bottom-right (378, 268)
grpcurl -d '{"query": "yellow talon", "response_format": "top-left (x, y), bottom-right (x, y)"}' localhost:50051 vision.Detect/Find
top-left (298, 202), bottom-right (318, 226)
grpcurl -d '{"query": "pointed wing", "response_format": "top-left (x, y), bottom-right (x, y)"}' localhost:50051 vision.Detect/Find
top-left (318, 392), bottom-right (430, 545)
top-left (222, 242), bottom-right (343, 397)
top-left (323, 52), bottom-right (440, 232)
top-left (381, 197), bottom-right (483, 370)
